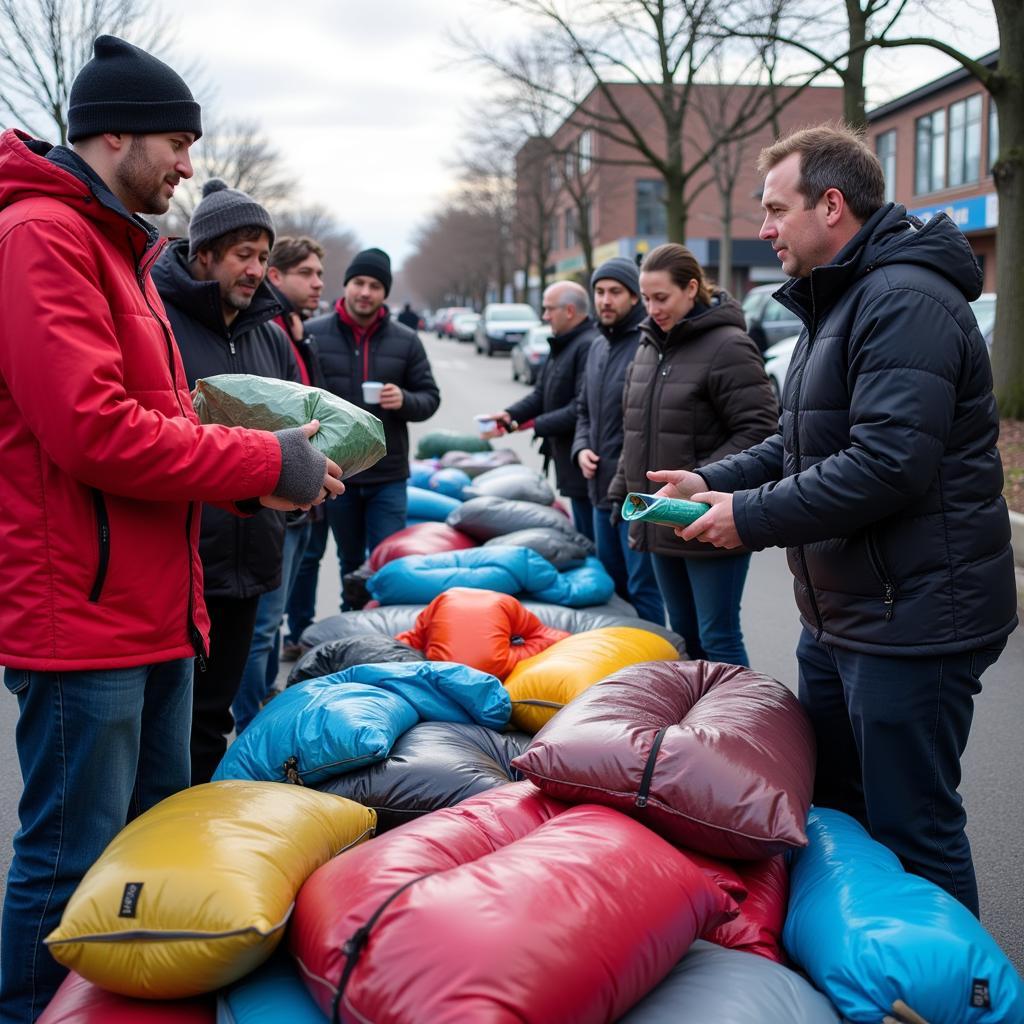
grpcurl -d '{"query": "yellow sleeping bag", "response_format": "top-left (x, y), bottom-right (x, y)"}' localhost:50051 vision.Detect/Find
top-left (45, 781), bottom-right (375, 998)
top-left (505, 626), bottom-right (679, 732)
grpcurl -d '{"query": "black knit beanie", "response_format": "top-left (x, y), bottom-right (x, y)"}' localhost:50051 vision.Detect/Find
top-left (188, 179), bottom-right (275, 259)
top-left (68, 36), bottom-right (202, 143)
top-left (590, 256), bottom-right (640, 297)
top-left (344, 248), bottom-right (392, 296)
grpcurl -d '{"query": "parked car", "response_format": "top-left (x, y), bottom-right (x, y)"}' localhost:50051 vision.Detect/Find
top-left (763, 334), bottom-right (799, 405)
top-left (475, 303), bottom-right (540, 356)
top-left (969, 292), bottom-right (995, 351)
top-left (511, 324), bottom-right (551, 384)
top-left (434, 307), bottom-right (472, 338)
top-left (741, 283), bottom-right (801, 353)
top-left (452, 312), bottom-right (481, 343)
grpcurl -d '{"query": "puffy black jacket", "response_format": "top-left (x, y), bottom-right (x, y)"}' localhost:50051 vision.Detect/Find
top-left (698, 204), bottom-right (1017, 655)
top-left (153, 240), bottom-right (298, 600)
top-left (571, 301), bottom-right (646, 508)
top-left (310, 306), bottom-right (440, 483)
top-left (505, 317), bottom-right (597, 499)
top-left (609, 294), bottom-right (778, 557)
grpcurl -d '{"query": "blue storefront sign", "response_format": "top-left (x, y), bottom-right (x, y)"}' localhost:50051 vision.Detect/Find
top-left (910, 193), bottom-right (998, 233)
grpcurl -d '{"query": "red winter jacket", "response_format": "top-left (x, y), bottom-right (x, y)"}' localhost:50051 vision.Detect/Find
top-left (0, 129), bottom-right (283, 671)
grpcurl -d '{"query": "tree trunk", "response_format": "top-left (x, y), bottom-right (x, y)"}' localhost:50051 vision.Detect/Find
top-left (718, 191), bottom-right (734, 294)
top-left (665, 174), bottom-right (688, 243)
top-left (991, 0), bottom-right (1024, 417)
top-left (844, 0), bottom-right (868, 129)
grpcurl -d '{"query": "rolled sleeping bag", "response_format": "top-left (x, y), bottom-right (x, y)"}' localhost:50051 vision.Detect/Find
top-left (483, 527), bottom-right (594, 569)
top-left (438, 448), bottom-right (521, 477)
top-left (216, 952), bottom-right (327, 1024)
top-left (39, 971), bottom-right (215, 1024)
top-left (408, 459), bottom-right (439, 488)
top-left (415, 430), bottom-right (491, 458)
top-left (287, 635), bottom-right (425, 687)
top-left (447, 495), bottom-right (581, 541)
top-left (464, 473), bottom-right (555, 506)
top-left (406, 486), bottom-right (461, 523)
top-left (427, 467), bottom-right (472, 499)
top-left (470, 464), bottom-right (545, 486)
top-left (368, 522), bottom-right (477, 571)
top-left (622, 492), bottom-right (711, 528)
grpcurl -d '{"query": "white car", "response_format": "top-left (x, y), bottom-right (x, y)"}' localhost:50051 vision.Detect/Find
top-left (763, 334), bottom-right (799, 405)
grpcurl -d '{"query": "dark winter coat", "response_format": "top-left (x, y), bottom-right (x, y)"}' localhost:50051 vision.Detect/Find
top-left (505, 317), bottom-right (598, 499)
top-left (153, 240), bottom-right (299, 601)
top-left (609, 294), bottom-right (778, 556)
top-left (310, 305), bottom-right (440, 484)
top-left (571, 301), bottom-right (646, 508)
top-left (267, 281), bottom-right (325, 388)
top-left (698, 203), bottom-right (1017, 656)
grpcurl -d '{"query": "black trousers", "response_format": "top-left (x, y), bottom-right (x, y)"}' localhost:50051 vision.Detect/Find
top-left (796, 627), bottom-right (1005, 916)
top-left (190, 594), bottom-right (260, 785)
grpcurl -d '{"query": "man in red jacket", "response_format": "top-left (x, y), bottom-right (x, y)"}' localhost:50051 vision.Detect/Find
top-left (0, 37), bottom-right (342, 1023)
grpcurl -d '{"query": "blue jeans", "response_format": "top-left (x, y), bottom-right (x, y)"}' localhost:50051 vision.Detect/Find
top-left (651, 552), bottom-right (752, 666)
top-left (570, 497), bottom-right (595, 543)
top-left (326, 480), bottom-right (409, 598)
top-left (234, 521), bottom-right (311, 733)
top-left (1, 660), bottom-right (192, 1024)
top-left (592, 509), bottom-right (664, 624)
top-left (285, 514), bottom-right (329, 645)
top-left (797, 628), bottom-right (1006, 916)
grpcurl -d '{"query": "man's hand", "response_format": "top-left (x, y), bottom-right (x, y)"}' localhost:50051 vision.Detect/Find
top-left (577, 448), bottom-right (600, 479)
top-left (260, 419), bottom-right (345, 511)
top-left (677, 491), bottom-right (741, 548)
top-left (477, 410), bottom-right (511, 439)
top-left (379, 383), bottom-right (404, 410)
top-left (646, 468), bottom-right (706, 499)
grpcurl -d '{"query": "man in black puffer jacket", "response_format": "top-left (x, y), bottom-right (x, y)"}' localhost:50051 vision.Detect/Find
top-left (310, 247), bottom-right (440, 592)
top-left (651, 125), bottom-right (1017, 915)
top-left (481, 280), bottom-right (598, 540)
top-left (154, 180), bottom-right (300, 784)
top-left (572, 258), bottom-right (663, 623)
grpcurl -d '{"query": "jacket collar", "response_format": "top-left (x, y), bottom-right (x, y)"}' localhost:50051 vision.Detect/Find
top-left (335, 296), bottom-right (388, 335)
top-left (151, 238), bottom-right (283, 337)
top-left (548, 315), bottom-right (594, 355)
top-left (639, 292), bottom-right (746, 349)
top-left (598, 299), bottom-right (645, 342)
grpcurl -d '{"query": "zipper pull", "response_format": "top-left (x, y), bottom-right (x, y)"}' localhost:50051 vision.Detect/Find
top-left (884, 584), bottom-right (895, 621)
top-left (229, 340), bottom-right (236, 355)
top-left (190, 626), bottom-right (207, 672)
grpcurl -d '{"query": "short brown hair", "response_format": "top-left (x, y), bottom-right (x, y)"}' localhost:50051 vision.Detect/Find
top-left (758, 123), bottom-right (886, 222)
top-left (270, 236), bottom-right (325, 272)
top-left (196, 225), bottom-right (270, 262)
top-left (640, 243), bottom-right (713, 305)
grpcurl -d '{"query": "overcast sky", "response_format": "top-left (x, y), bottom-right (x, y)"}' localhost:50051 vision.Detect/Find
top-left (169, 0), bottom-right (1000, 268)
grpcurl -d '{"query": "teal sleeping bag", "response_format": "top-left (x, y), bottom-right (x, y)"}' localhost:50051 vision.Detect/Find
top-left (218, 953), bottom-right (325, 1024)
top-left (407, 485), bottom-right (461, 522)
top-left (366, 546), bottom-right (614, 608)
top-left (212, 661), bottom-right (510, 786)
top-left (784, 808), bottom-right (1024, 1023)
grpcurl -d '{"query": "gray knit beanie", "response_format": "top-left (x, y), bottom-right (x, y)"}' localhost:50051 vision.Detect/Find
top-left (188, 179), bottom-right (275, 259)
top-left (591, 256), bottom-right (640, 297)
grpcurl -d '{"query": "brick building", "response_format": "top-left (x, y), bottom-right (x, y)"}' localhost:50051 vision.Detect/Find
top-left (514, 80), bottom-right (843, 304)
top-left (867, 51), bottom-right (999, 292)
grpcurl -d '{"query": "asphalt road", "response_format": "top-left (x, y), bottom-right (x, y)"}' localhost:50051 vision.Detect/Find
top-left (1, 328), bottom-right (1021, 972)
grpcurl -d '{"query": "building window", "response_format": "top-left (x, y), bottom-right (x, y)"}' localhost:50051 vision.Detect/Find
top-left (915, 109), bottom-right (946, 195)
top-left (876, 130), bottom-right (897, 203)
top-left (578, 130), bottom-right (593, 175)
top-left (563, 208), bottom-right (577, 249)
top-left (636, 179), bottom-right (667, 236)
top-left (548, 159), bottom-right (560, 194)
top-left (547, 213), bottom-right (559, 252)
top-left (564, 149), bottom-right (576, 181)
top-left (989, 97), bottom-right (999, 174)
top-left (949, 94), bottom-right (983, 187)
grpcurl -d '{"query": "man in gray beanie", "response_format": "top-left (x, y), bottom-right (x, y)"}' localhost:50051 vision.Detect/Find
top-left (0, 38), bottom-right (342, 1024)
top-left (152, 180), bottom-right (307, 785)
top-left (572, 256), bottom-right (664, 624)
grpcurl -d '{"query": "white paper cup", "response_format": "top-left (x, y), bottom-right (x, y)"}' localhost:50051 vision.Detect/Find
top-left (362, 381), bottom-right (384, 404)
top-left (475, 415), bottom-right (497, 436)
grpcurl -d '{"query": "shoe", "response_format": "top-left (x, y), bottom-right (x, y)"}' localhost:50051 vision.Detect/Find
top-left (280, 642), bottom-right (303, 662)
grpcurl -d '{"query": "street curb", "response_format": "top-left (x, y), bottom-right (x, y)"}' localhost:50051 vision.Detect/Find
top-left (1010, 511), bottom-right (1024, 610)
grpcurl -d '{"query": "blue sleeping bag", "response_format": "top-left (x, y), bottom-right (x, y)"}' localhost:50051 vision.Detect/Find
top-left (784, 808), bottom-right (1024, 1024)
top-left (218, 952), bottom-right (325, 1023)
top-left (406, 486), bottom-right (461, 522)
top-left (408, 460), bottom-right (439, 488)
top-left (367, 546), bottom-right (614, 608)
top-left (428, 467), bottom-right (472, 499)
top-left (212, 661), bottom-right (510, 786)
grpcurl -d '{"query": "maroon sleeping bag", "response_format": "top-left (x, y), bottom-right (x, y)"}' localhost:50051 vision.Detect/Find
top-left (38, 972), bottom-right (215, 1023)
top-left (290, 782), bottom-right (737, 1023)
top-left (367, 522), bottom-right (476, 571)
top-left (513, 660), bottom-right (816, 859)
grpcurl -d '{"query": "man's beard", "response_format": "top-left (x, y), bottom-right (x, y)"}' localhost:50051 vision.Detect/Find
top-left (115, 137), bottom-right (172, 215)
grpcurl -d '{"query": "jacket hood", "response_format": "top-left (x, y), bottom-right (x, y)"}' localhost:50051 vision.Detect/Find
top-left (598, 299), bottom-right (646, 341)
top-left (0, 128), bottom-right (158, 254)
top-left (778, 202), bottom-right (983, 319)
top-left (639, 291), bottom-right (746, 349)
top-left (152, 237), bottom-right (282, 336)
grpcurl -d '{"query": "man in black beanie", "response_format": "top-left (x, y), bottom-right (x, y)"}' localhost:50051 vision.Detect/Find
top-left (0, 37), bottom-right (342, 1023)
top-left (293, 247), bottom-right (440, 616)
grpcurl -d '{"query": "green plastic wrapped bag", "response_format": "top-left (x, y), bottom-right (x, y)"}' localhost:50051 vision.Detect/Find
top-left (621, 492), bottom-right (711, 528)
top-left (194, 374), bottom-right (386, 478)
top-left (415, 430), bottom-right (492, 459)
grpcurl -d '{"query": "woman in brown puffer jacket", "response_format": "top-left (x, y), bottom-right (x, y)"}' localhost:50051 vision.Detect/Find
top-left (608, 243), bottom-right (778, 665)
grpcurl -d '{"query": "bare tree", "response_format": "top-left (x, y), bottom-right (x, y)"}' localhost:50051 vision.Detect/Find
top-left (275, 203), bottom-right (360, 302)
top-left (0, 0), bottom-right (182, 143)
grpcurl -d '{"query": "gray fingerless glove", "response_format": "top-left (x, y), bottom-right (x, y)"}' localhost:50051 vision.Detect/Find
top-left (273, 427), bottom-right (327, 505)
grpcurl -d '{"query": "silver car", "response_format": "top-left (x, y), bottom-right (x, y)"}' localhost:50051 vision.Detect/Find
top-left (511, 324), bottom-right (551, 385)
top-left (475, 303), bottom-right (540, 357)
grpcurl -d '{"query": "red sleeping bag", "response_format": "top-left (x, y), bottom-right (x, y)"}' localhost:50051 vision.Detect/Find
top-left (368, 522), bottom-right (476, 571)
top-left (38, 972), bottom-right (215, 1023)
top-left (395, 589), bottom-right (569, 680)
top-left (290, 782), bottom-right (737, 1024)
